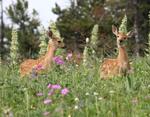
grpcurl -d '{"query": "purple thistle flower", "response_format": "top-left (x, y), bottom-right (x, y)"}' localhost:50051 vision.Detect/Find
top-left (61, 88), bottom-right (69, 96)
top-left (36, 92), bottom-right (43, 96)
top-left (53, 56), bottom-right (65, 65)
top-left (43, 111), bottom-right (50, 116)
top-left (44, 99), bottom-right (52, 104)
top-left (47, 83), bottom-right (51, 88)
top-left (51, 84), bottom-right (61, 89)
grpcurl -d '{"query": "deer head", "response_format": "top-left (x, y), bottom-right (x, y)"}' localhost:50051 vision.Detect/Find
top-left (112, 25), bottom-right (133, 47)
top-left (47, 27), bottom-right (65, 50)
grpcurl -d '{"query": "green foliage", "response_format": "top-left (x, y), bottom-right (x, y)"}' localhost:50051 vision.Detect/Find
top-left (0, 58), bottom-right (150, 116)
top-left (10, 28), bottom-right (19, 65)
top-left (39, 28), bottom-right (48, 56)
top-left (119, 14), bottom-right (127, 33)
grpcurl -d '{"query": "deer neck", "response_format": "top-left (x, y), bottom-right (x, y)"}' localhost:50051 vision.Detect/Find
top-left (42, 45), bottom-right (56, 68)
top-left (117, 46), bottom-right (129, 63)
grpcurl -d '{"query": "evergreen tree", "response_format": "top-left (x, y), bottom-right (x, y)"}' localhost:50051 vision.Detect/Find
top-left (10, 28), bottom-right (19, 65)
top-left (119, 14), bottom-right (127, 33)
top-left (6, 0), bottom-right (40, 58)
top-left (39, 28), bottom-right (47, 56)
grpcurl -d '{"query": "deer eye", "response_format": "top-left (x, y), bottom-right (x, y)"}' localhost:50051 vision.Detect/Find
top-left (58, 41), bottom-right (61, 43)
top-left (117, 36), bottom-right (119, 38)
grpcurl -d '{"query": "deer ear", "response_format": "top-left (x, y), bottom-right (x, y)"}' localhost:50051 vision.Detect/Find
top-left (127, 30), bottom-right (134, 38)
top-left (47, 27), bottom-right (53, 38)
top-left (112, 25), bottom-right (118, 35)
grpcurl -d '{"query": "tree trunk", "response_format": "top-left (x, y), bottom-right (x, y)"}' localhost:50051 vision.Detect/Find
top-left (0, 0), bottom-right (4, 59)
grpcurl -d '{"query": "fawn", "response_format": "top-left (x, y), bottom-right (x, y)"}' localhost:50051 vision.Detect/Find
top-left (100, 25), bottom-right (133, 79)
top-left (19, 28), bottom-right (64, 77)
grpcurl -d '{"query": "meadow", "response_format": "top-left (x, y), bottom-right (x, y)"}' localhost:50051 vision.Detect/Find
top-left (0, 57), bottom-right (150, 117)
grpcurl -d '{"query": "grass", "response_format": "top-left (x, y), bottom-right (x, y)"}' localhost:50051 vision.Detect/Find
top-left (0, 57), bottom-right (150, 117)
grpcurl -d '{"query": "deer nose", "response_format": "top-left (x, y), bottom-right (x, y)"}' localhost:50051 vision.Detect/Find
top-left (119, 40), bottom-right (123, 43)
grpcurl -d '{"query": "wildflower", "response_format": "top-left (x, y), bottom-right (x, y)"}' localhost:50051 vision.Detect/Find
top-left (53, 56), bottom-right (64, 65)
top-left (36, 92), bottom-right (43, 96)
top-left (98, 97), bottom-right (103, 100)
top-left (30, 68), bottom-right (37, 78)
top-left (93, 92), bottom-right (98, 96)
top-left (43, 111), bottom-right (50, 116)
top-left (61, 88), bottom-right (69, 95)
top-left (47, 83), bottom-right (51, 88)
top-left (86, 37), bottom-right (89, 43)
top-left (66, 53), bottom-right (73, 60)
top-left (48, 90), bottom-right (54, 96)
top-left (68, 114), bottom-right (71, 117)
top-left (131, 98), bottom-right (138, 105)
top-left (34, 64), bottom-right (44, 71)
top-left (74, 105), bottom-right (78, 110)
top-left (85, 92), bottom-right (89, 96)
top-left (75, 97), bottom-right (79, 101)
top-left (51, 84), bottom-right (61, 89)
top-left (44, 99), bottom-right (52, 104)
top-left (3, 108), bottom-right (13, 117)
top-left (145, 95), bottom-right (150, 100)
top-left (109, 90), bottom-right (115, 94)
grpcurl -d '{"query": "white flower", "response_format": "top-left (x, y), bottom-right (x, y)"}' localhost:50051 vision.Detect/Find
top-left (98, 97), bottom-right (103, 100)
top-left (86, 38), bottom-right (89, 43)
top-left (85, 92), bottom-right (89, 96)
top-left (109, 90), bottom-right (115, 94)
top-left (75, 97), bottom-right (79, 102)
top-left (74, 105), bottom-right (78, 110)
top-left (93, 92), bottom-right (98, 96)
top-left (68, 114), bottom-right (71, 117)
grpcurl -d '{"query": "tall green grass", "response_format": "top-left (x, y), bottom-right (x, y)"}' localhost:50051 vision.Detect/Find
top-left (0, 57), bottom-right (150, 117)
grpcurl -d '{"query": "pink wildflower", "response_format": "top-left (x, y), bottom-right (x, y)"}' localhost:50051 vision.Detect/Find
top-left (53, 56), bottom-right (65, 65)
top-left (34, 64), bottom-right (44, 71)
top-left (48, 90), bottom-right (54, 96)
top-left (36, 92), bottom-right (43, 96)
top-left (61, 88), bottom-right (69, 95)
top-left (66, 53), bottom-right (73, 60)
top-left (51, 84), bottom-right (61, 89)
top-left (43, 111), bottom-right (50, 116)
top-left (47, 83), bottom-right (51, 88)
top-left (44, 99), bottom-right (52, 104)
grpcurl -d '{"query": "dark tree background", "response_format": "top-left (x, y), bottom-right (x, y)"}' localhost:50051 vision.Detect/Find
top-left (52, 0), bottom-right (150, 57)
top-left (1, 0), bottom-right (41, 60)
